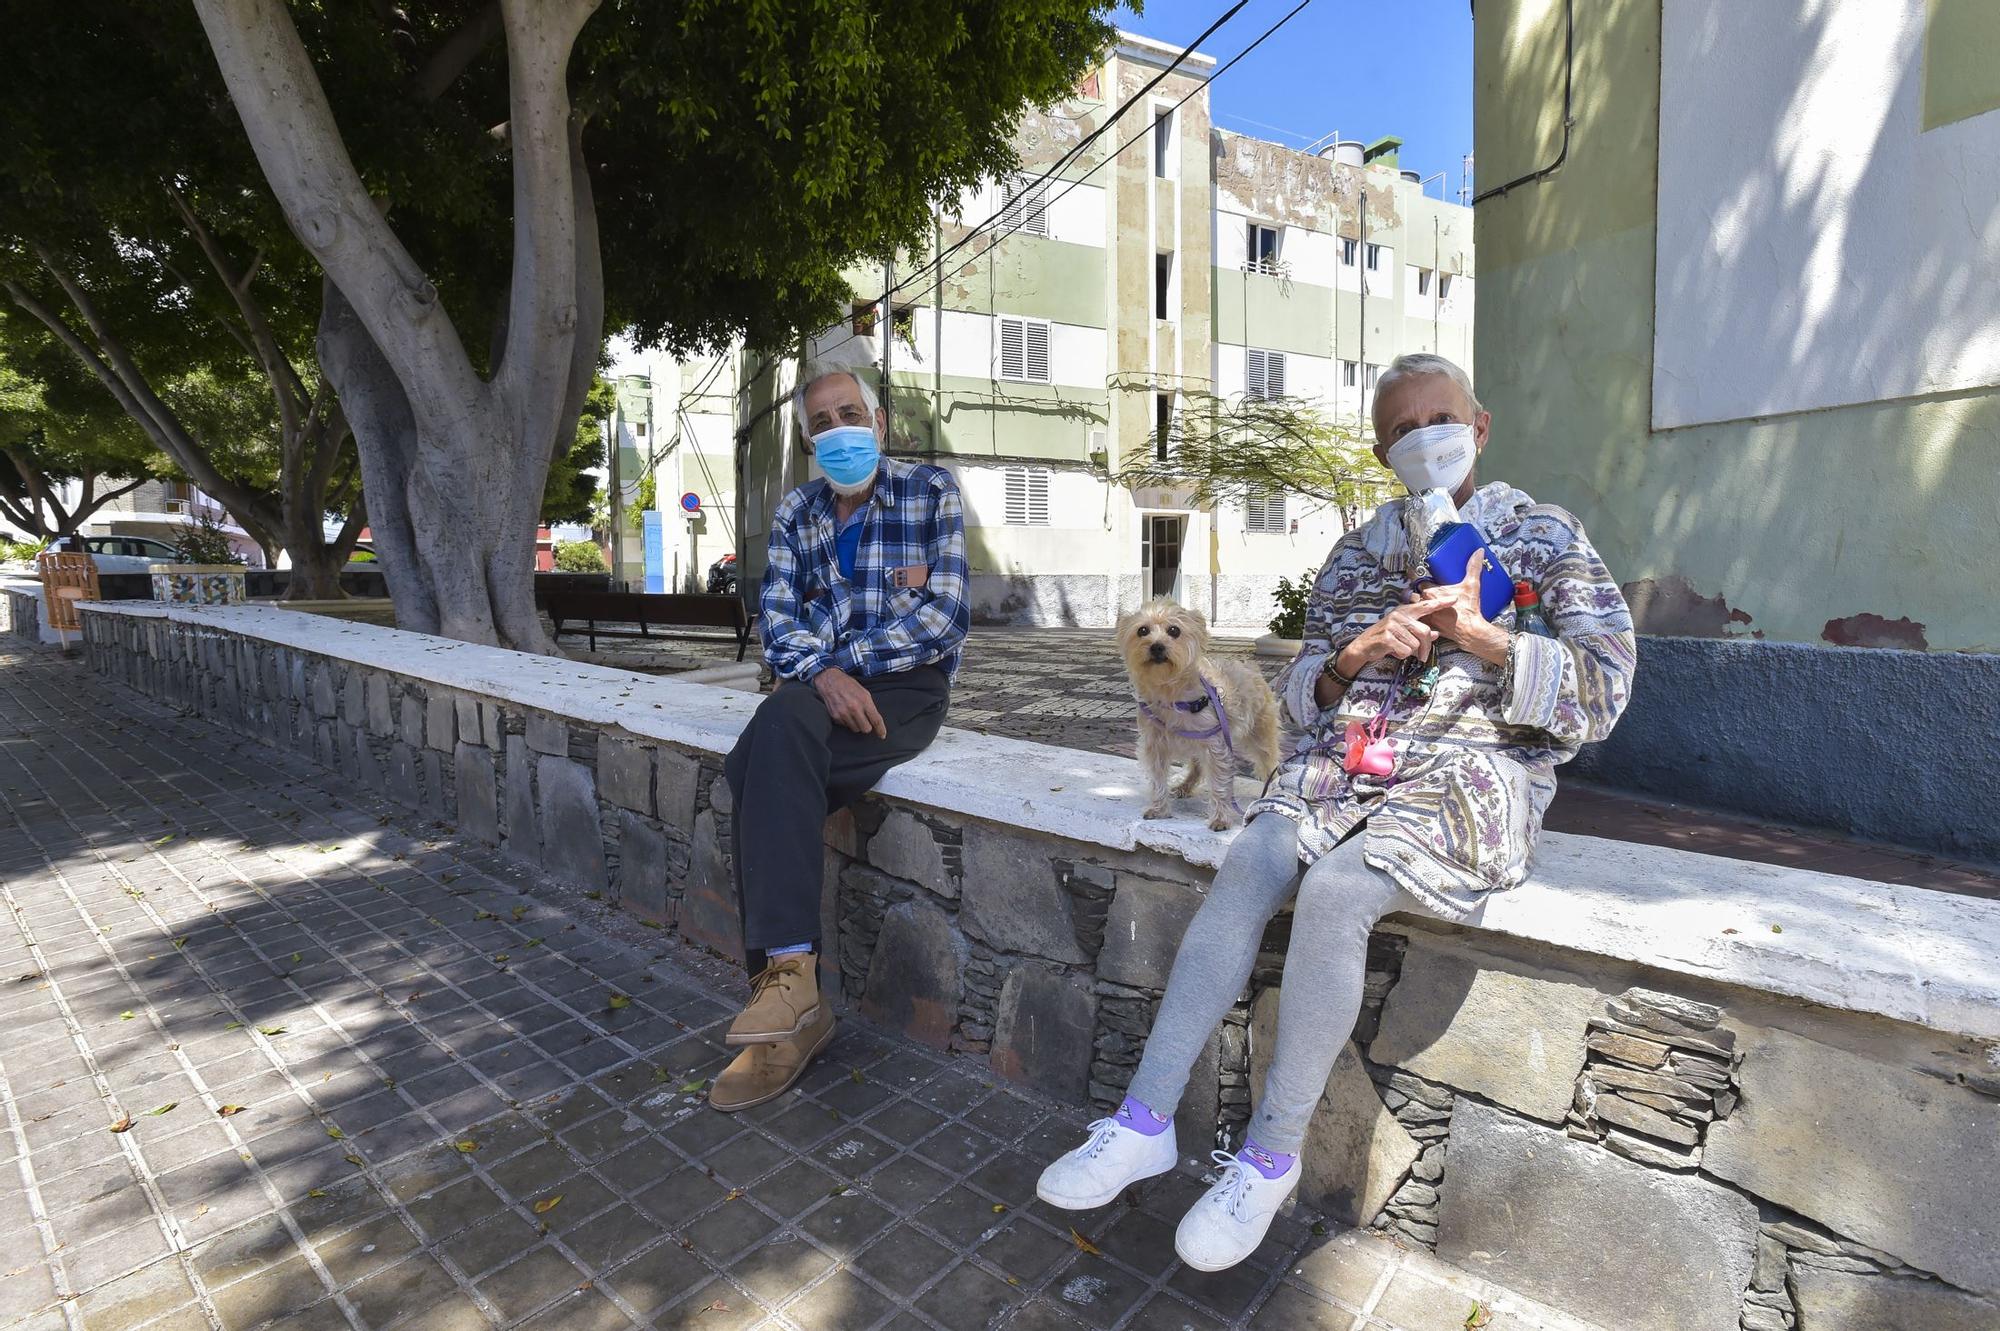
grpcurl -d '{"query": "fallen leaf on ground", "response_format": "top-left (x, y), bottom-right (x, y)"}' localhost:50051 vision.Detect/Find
top-left (147, 1103), bottom-right (177, 1116)
top-left (679, 1079), bottom-right (706, 1093)
top-left (290, 953), bottom-right (303, 964)
top-left (119, 1011), bottom-right (134, 1021)
top-left (607, 994), bottom-right (631, 1010)
top-left (475, 910), bottom-right (496, 921)
top-left (493, 953), bottom-right (510, 963)
top-left (326, 1127), bottom-right (345, 1140)
top-left (109, 1117), bottom-right (133, 1134)
top-left (533, 1195), bottom-right (563, 1214)
top-left (699, 1300), bottom-right (728, 1315)
top-left (217, 1105), bottom-right (247, 1117)
top-left (849, 1069), bottom-right (864, 1084)
top-left (307, 1189), bottom-right (326, 1198)
top-left (723, 1189), bottom-right (743, 1202)
top-left (455, 1140), bottom-right (479, 1153)
top-left (172, 938), bottom-right (188, 949)
top-left (223, 1021), bottom-right (243, 1031)
top-left (525, 938), bottom-right (543, 948)
top-left (1069, 1227), bottom-right (1102, 1256)
top-left (584, 891), bottom-right (603, 901)
top-left (1770, 924), bottom-right (1784, 934)
top-left (258, 1027), bottom-right (286, 1036)
top-left (510, 906), bottom-right (527, 921)
top-left (651, 1068), bottom-right (670, 1084)
top-left (991, 1204), bottom-right (1007, 1214)
top-left (1465, 1302), bottom-right (1492, 1328)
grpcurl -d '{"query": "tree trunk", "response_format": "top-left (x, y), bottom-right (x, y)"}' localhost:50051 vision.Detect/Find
top-left (197, 0), bottom-right (603, 654)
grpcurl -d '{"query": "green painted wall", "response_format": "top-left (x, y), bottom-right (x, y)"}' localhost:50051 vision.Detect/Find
top-left (1476, 0), bottom-right (2000, 653)
top-left (1212, 270), bottom-right (1332, 355)
top-left (940, 237), bottom-right (1107, 328)
top-left (883, 373), bottom-right (1106, 461)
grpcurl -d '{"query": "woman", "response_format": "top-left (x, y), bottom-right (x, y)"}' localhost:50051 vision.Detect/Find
top-left (1036, 353), bottom-right (1638, 1272)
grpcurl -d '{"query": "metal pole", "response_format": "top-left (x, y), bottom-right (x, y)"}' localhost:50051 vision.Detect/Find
top-left (881, 259), bottom-right (894, 442)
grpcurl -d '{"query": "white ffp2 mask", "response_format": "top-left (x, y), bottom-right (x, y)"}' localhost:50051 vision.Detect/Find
top-left (1385, 422), bottom-right (1477, 494)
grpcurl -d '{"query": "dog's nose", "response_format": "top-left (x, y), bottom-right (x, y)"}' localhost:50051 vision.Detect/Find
top-left (1147, 642), bottom-right (1168, 661)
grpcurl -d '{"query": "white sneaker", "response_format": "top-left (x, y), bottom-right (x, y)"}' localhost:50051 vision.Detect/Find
top-left (1036, 1115), bottom-right (1178, 1210)
top-left (1174, 1148), bottom-right (1300, 1272)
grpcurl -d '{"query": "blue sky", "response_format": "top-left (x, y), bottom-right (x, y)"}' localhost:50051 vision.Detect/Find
top-left (1112, 0), bottom-right (1475, 198)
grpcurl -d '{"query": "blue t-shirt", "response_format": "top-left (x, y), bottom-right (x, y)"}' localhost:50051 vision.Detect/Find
top-left (835, 510), bottom-right (865, 582)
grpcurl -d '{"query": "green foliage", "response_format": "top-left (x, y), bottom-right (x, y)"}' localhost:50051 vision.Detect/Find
top-left (544, 375), bottom-right (613, 525)
top-left (1, 537), bottom-right (44, 562)
top-left (1269, 567), bottom-right (1318, 640)
top-left (0, 346), bottom-right (173, 535)
top-left (1111, 381), bottom-right (1396, 516)
top-left (634, 471), bottom-right (658, 517)
top-left (583, 0), bottom-right (1121, 353)
top-left (171, 512), bottom-right (244, 566)
top-left (553, 540), bottom-right (608, 573)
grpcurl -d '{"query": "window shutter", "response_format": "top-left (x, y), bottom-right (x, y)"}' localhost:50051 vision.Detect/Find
top-left (1024, 321), bottom-right (1051, 382)
top-left (1245, 349), bottom-right (1266, 400)
top-left (1000, 176), bottom-right (1048, 237)
top-left (1000, 318), bottom-right (1024, 379)
top-left (1003, 466), bottom-right (1051, 525)
top-left (1244, 489), bottom-right (1287, 533)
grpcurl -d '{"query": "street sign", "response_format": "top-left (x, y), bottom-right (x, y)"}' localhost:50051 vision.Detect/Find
top-left (679, 492), bottom-right (702, 515)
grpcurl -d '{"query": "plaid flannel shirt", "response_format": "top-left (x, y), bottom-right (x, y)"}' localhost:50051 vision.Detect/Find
top-left (759, 456), bottom-right (971, 683)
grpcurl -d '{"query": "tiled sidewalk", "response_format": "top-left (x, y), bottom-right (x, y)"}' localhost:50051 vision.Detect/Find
top-left (0, 642), bottom-right (1604, 1331)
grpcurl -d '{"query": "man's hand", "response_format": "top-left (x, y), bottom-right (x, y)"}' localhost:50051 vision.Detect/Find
top-left (1410, 551), bottom-right (1512, 665)
top-left (812, 667), bottom-right (888, 738)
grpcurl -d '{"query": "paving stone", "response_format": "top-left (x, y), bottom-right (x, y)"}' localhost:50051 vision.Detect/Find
top-left (601, 1239), bottom-right (711, 1316)
top-left (960, 823), bottom-right (1086, 963)
top-left (858, 897), bottom-right (966, 1049)
top-left (1097, 874), bottom-right (1201, 989)
top-left (475, 1243), bottom-right (589, 1323)
top-left (1251, 989), bottom-right (1418, 1227)
top-left (536, 755), bottom-right (608, 890)
top-left (1438, 1097), bottom-right (1758, 1331)
top-left (865, 809), bottom-right (956, 898)
top-left (1791, 1263), bottom-right (2000, 1331)
top-left (1706, 1025), bottom-right (2000, 1297)
top-left (1370, 938), bottom-right (1602, 1125)
top-left (915, 1259), bottom-right (1023, 1326)
top-left (781, 1267), bottom-right (896, 1329)
top-left (990, 967), bottom-right (1096, 1101)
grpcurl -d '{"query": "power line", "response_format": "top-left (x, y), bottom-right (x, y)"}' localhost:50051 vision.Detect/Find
top-left (858, 0), bottom-right (1253, 309)
top-left (886, 0), bottom-right (1315, 317)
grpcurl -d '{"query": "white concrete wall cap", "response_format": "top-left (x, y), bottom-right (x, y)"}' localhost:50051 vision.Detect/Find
top-left (81, 600), bottom-right (2000, 1044)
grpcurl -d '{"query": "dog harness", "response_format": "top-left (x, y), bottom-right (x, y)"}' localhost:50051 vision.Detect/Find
top-left (1136, 677), bottom-right (1242, 814)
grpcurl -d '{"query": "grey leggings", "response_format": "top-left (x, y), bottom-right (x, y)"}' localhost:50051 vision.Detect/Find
top-left (1125, 813), bottom-right (1435, 1154)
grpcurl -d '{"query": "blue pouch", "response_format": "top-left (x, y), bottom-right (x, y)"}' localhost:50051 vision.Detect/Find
top-left (1424, 523), bottom-right (1513, 620)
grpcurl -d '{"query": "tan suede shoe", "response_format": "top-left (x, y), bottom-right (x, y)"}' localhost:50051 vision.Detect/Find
top-left (708, 1004), bottom-right (836, 1113)
top-left (725, 953), bottom-right (822, 1046)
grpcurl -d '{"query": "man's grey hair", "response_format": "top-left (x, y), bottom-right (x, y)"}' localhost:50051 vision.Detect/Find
top-left (792, 365), bottom-right (880, 443)
top-left (1375, 353), bottom-right (1482, 416)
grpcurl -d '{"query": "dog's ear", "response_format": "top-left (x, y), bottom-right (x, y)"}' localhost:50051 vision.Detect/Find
top-left (1115, 609), bottom-right (1140, 639)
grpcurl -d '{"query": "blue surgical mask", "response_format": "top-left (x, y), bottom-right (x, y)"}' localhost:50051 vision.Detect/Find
top-left (811, 425), bottom-right (880, 489)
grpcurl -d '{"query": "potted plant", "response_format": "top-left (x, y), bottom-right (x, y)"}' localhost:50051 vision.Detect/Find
top-left (1256, 566), bottom-right (1316, 658)
top-left (150, 512), bottom-right (248, 606)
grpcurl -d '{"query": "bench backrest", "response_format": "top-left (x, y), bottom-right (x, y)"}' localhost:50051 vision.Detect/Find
top-left (547, 591), bottom-right (747, 629)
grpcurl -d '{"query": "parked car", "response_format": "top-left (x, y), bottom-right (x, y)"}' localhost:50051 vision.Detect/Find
top-left (705, 553), bottom-right (738, 596)
top-left (80, 535), bottom-right (181, 574)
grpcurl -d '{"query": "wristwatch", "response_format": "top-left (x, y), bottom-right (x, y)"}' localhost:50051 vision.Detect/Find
top-left (1320, 653), bottom-right (1358, 687)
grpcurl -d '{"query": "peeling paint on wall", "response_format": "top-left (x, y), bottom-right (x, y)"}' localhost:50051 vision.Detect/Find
top-left (1822, 613), bottom-right (1930, 651)
top-left (1210, 131), bottom-right (1404, 235)
top-left (1621, 576), bottom-right (1755, 638)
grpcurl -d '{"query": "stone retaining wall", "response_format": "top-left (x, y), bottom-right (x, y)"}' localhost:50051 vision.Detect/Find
top-left (78, 604), bottom-right (2000, 1331)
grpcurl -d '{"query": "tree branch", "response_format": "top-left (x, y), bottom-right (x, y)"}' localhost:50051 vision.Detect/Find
top-left (415, 2), bottom-right (503, 101)
top-left (165, 183), bottom-right (309, 426)
top-left (191, 0), bottom-right (483, 425)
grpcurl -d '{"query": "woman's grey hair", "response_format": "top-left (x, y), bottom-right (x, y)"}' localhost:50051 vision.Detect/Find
top-left (792, 365), bottom-right (880, 443)
top-left (1375, 353), bottom-right (1482, 415)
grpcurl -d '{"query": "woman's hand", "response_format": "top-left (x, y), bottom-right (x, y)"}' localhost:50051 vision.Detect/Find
top-left (1334, 600), bottom-right (1443, 679)
top-left (1411, 551), bottom-right (1512, 665)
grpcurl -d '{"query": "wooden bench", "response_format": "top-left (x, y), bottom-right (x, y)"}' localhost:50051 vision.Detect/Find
top-left (546, 590), bottom-right (752, 660)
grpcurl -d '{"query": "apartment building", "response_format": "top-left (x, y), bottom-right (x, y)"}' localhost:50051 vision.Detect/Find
top-left (723, 31), bottom-right (1473, 629)
top-left (600, 345), bottom-right (742, 594)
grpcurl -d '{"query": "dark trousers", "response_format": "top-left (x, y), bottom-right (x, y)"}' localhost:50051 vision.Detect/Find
top-left (722, 666), bottom-right (949, 968)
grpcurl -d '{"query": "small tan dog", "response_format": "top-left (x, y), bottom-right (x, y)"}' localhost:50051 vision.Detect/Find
top-left (1118, 599), bottom-right (1281, 829)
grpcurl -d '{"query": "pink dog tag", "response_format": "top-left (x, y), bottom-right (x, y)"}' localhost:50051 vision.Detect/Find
top-left (1341, 720), bottom-right (1396, 776)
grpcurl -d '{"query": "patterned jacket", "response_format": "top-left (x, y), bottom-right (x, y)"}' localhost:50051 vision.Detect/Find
top-left (759, 456), bottom-right (971, 683)
top-left (1252, 482), bottom-right (1638, 919)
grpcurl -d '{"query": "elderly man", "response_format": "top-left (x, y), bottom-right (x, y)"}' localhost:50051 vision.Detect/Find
top-left (1036, 352), bottom-right (1637, 1271)
top-left (710, 367), bottom-right (970, 1112)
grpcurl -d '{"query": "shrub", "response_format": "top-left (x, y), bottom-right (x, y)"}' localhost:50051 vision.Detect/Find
top-left (172, 513), bottom-right (244, 565)
top-left (1268, 566), bottom-right (1318, 639)
top-left (554, 540), bottom-right (608, 573)
top-left (1, 537), bottom-right (46, 563)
